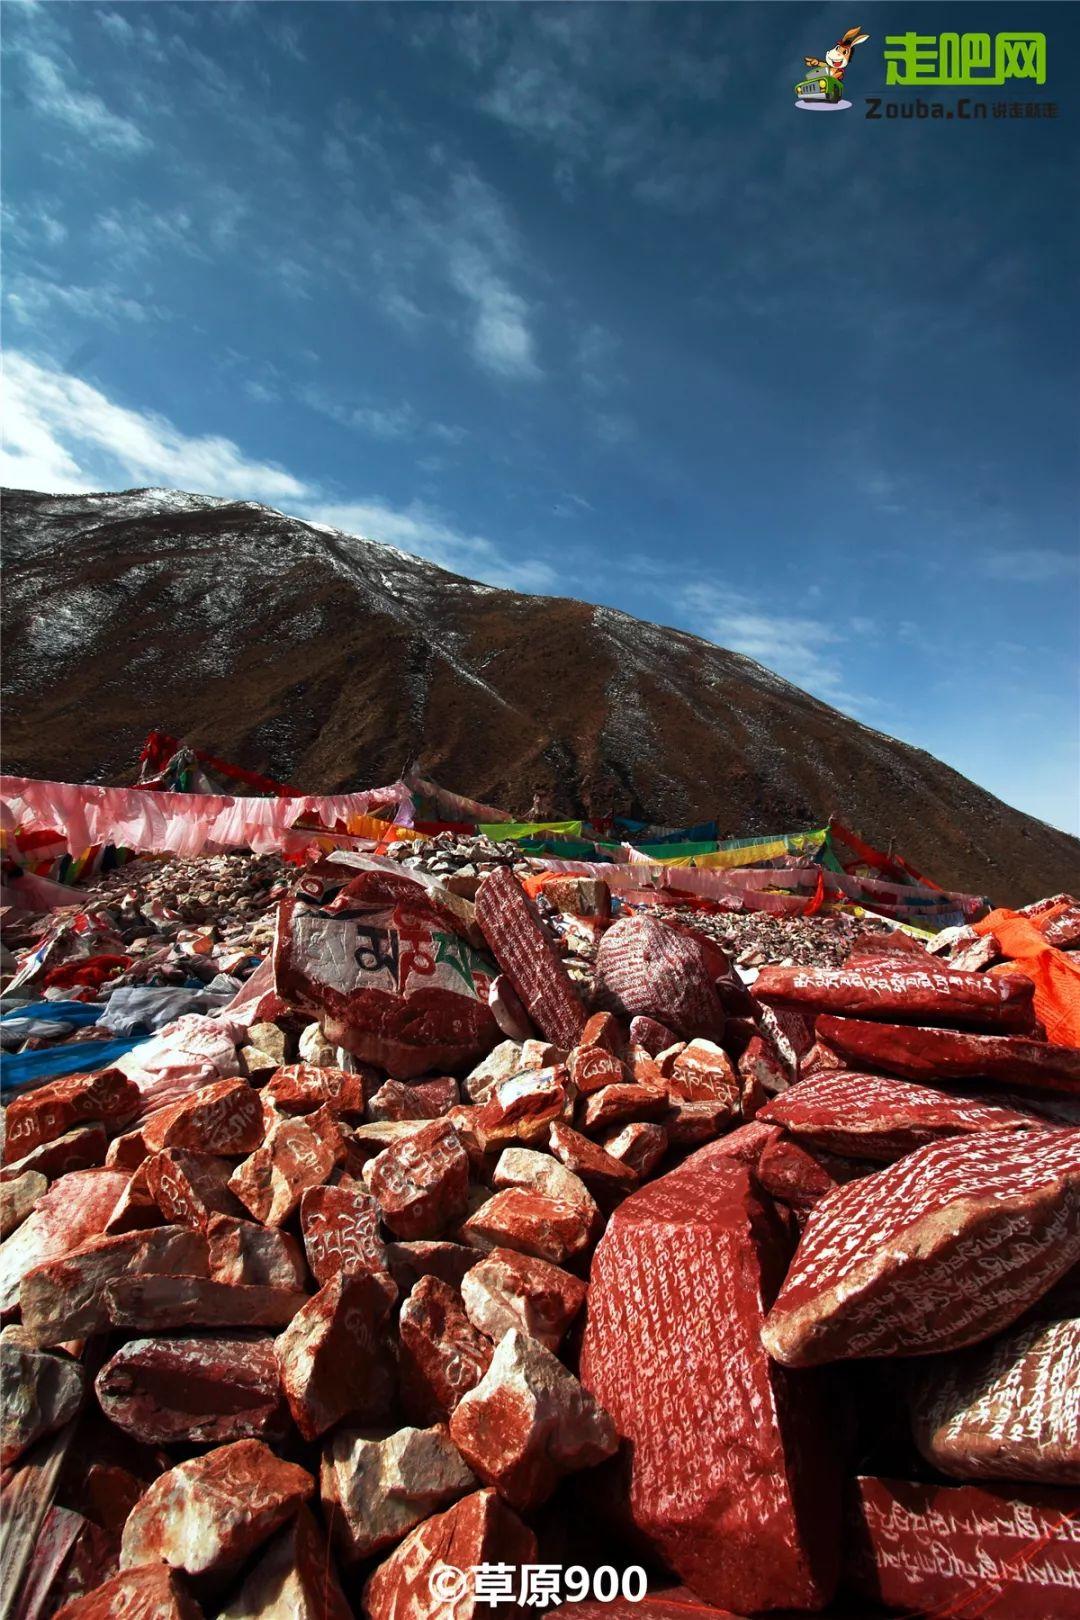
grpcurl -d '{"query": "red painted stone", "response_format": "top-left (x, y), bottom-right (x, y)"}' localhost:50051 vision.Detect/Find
top-left (104, 1160), bottom-right (163, 1236)
top-left (462, 1188), bottom-right (596, 1264)
top-left (474, 1068), bottom-right (572, 1150)
top-left (300, 1183), bottom-right (387, 1285)
top-left (0, 1168), bottom-right (131, 1316)
top-left (460, 1246), bottom-right (586, 1351)
top-left (1045, 907), bottom-right (1080, 950)
top-left (844, 1476), bottom-right (1080, 1619)
top-left (385, 1240), bottom-right (480, 1294)
top-left (449, 1327), bottom-right (617, 1509)
top-left (19, 1225), bottom-right (210, 1347)
top-left (120, 1438), bottom-right (313, 1580)
top-left (579, 1012), bottom-right (624, 1054)
top-left (798, 1040), bottom-right (844, 1079)
top-left (368, 1076), bottom-right (459, 1121)
top-left (144, 1150), bottom-right (245, 1229)
top-left (579, 1141), bottom-right (842, 1613)
top-left (761, 1069), bottom-right (1037, 1162)
top-left (664, 1098), bottom-right (733, 1146)
top-left (53, 1565), bottom-right (205, 1620)
top-left (104, 1275), bottom-right (307, 1332)
top-left (628, 1015), bottom-right (679, 1057)
top-left (366, 1119), bottom-right (470, 1239)
top-left (817, 1015), bottom-right (1080, 1094)
top-left (0, 1337), bottom-right (86, 1465)
top-left (474, 867), bottom-right (586, 1049)
top-left (217, 1505), bottom-right (352, 1620)
top-left (105, 1130), bottom-right (150, 1170)
top-left (206, 1215), bottom-right (306, 1290)
top-left (43, 1515), bottom-right (123, 1619)
top-left (264, 1063), bottom-right (369, 1120)
top-left (398, 1274), bottom-right (494, 1423)
top-left (668, 1041), bottom-right (740, 1105)
top-left (762, 1129), bottom-right (1080, 1367)
top-left (96, 1334), bottom-right (286, 1445)
top-left (0, 1169), bottom-right (45, 1240)
top-left (580, 1083), bottom-right (668, 1133)
top-left (594, 916), bottom-right (725, 1043)
top-left (548, 1121), bottom-right (638, 1194)
top-left (275, 1270), bottom-right (397, 1440)
top-left (907, 1316), bottom-right (1080, 1483)
top-left (228, 1109), bottom-right (341, 1227)
top-left (141, 1079), bottom-right (264, 1157)
top-left (321, 1423), bottom-right (476, 1563)
top-left (755, 1135), bottom-right (849, 1218)
top-left (568, 1045), bottom-right (626, 1096)
top-left (600, 1121), bottom-right (669, 1179)
top-left (361, 1487), bottom-right (536, 1620)
top-left (274, 866), bottom-right (500, 1078)
top-left (3, 1069), bottom-right (139, 1164)
top-left (0, 1123), bottom-right (107, 1185)
top-left (756, 963), bottom-right (1037, 1034)
top-left (738, 1034), bottom-right (790, 1098)
top-left (491, 1145), bottom-right (597, 1212)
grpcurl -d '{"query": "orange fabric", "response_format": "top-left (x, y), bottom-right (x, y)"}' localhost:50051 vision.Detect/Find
top-left (976, 905), bottom-right (1080, 1047)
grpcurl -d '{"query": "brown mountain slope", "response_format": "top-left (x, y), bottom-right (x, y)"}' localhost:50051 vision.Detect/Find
top-left (2, 487), bottom-right (1077, 906)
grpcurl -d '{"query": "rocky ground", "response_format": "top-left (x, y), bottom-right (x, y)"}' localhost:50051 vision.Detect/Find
top-left (1, 843), bottom-right (1078, 1620)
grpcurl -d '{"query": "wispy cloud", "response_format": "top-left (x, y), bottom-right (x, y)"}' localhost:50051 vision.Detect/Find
top-left (302, 498), bottom-right (556, 593)
top-left (5, 274), bottom-right (163, 328)
top-left (17, 46), bottom-right (149, 152)
top-left (983, 549), bottom-right (1080, 584)
top-left (3, 352), bottom-right (310, 501)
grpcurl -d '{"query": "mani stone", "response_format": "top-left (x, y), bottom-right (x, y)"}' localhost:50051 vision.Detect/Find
top-left (275, 1270), bottom-right (397, 1441)
top-left (120, 1439), bottom-right (314, 1580)
top-left (761, 1128), bottom-right (1080, 1367)
top-left (579, 1139), bottom-right (842, 1614)
top-left (0, 1123), bottom-right (108, 1187)
top-left (907, 1317), bottom-right (1080, 1485)
top-left (366, 1119), bottom-right (470, 1239)
top-left (321, 1423), bottom-right (477, 1562)
top-left (398, 1275), bottom-right (493, 1424)
top-left (463, 1188), bottom-right (595, 1265)
top-left (219, 1506), bottom-right (352, 1620)
top-left (3, 1069), bottom-right (139, 1164)
top-left (228, 1109), bottom-right (342, 1227)
top-left (593, 915), bottom-right (725, 1043)
top-left (52, 1566), bottom-right (205, 1620)
top-left (0, 1169), bottom-right (47, 1239)
top-left (141, 1079), bottom-right (264, 1156)
top-left (96, 1334), bottom-right (286, 1446)
top-left (300, 1183), bottom-right (387, 1285)
top-left (844, 1476), bottom-right (1080, 1620)
top-left (265, 1064), bottom-right (369, 1120)
top-left (460, 1247), bottom-right (587, 1353)
top-left (206, 1215), bottom-right (306, 1290)
top-left (103, 1275), bottom-right (307, 1333)
top-left (474, 867), bottom-right (586, 1049)
top-left (754, 963), bottom-right (1037, 1034)
top-left (361, 1488), bottom-right (536, 1620)
top-left (19, 1225), bottom-right (210, 1348)
top-left (760, 1069), bottom-right (1035, 1163)
top-left (0, 1168), bottom-right (131, 1316)
top-left (1, 1335), bottom-right (86, 1466)
top-left (815, 1016), bottom-right (1080, 1095)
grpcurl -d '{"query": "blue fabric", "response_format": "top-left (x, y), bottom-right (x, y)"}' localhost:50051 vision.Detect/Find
top-left (0, 1036), bottom-right (146, 1095)
top-left (1, 1000), bottom-right (103, 1027)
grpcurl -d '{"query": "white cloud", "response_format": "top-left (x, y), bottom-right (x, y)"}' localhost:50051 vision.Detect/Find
top-left (6, 273), bottom-right (162, 327)
top-left (676, 581), bottom-right (863, 709)
top-left (303, 498), bottom-right (556, 593)
top-left (2, 352), bottom-right (310, 501)
top-left (18, 47), bottom-right (149, 152)
top-left (983, 549), bottom-right (1079, 584)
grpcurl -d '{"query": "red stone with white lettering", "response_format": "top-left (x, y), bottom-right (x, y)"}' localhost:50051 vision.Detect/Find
top-left (217, 1505), bottom-right (352, 1620)
top-left (275, 1270), bottom-right (397, 1440)
top-left (548, 1121), bottom-right (638, 1194)
top-left (474, 867), bottom-right (586, 1049)
top-left (579, 1140), bottom-right (842, 1613)
top-left (628, 1015), bottom-right (679, 1056)
top-left (600, 1122), bottom-right (669, 1179)
top-left (463, 1188), bottom-right (595, 1264)
top-left (229, 1109), bottom-right (341, 1227)
top-left (300, 1183), bottom-right (387, 1284)
top-left (580, 1083), bottom-right (668, 1133)
top-left (473, 1068), bottom-right (571, 1150)
top-left (265, 1064), bottom-right (369, 1120)
top-left (141, 1079), bottom-right (264, 1156)
top-left (362, 1487), bottom-right (536, 1620)
top-left (321, 1423), bottom-right (476, 1563)
top-left (761, 1069), bottom-right (1036, 1163)
top-left (817, 1015), bottom-right (1080, 1094)
top-left (144, 1151), bottom-right (245, 1229)
top-left (594, 916), bottom-right (725, 1042)
top-left (738, 1034), bottom-right (790, 1098)
top-left (449, 1328), bottom-right (617, 1509)
top-left (368, 1077), bottom-right (459, 1121)
top-left (120, 1439), bottom-right (313, 1580)
top-left (3, 1069), bottom-right (139, 1164)
top-left (668, 1041), bottom-right (740, 1105)
top-left (755, 963), bottom-right (1038, 1033)
top-left (53, 1565), bottom-right (204, 1620)
top-left (96, 1334), bottom-right (286, 1445)
top-left (762, 1129), bottom-right (1080, 1367)
top-left (398, 1274), bottom-right (494, 1423)
top-left (366, 1119), bottom-right (470, 1239)
top-left (755, 1135), bottom-right (851, 1218)
top-left (460, 1246), bottom-right (586, 1351)
top-left (568, 1046), bottom-right (626, 1096)
top-left (206, 1215), bottom-right (306, 1290)
top-left (0, 1123), bottom-right (108, 1185)
top-left (0, 1168), bottom-right (131, 1315)
top-left (844, 1476), bottom-right (1080, 1620)
top-left (907, 1316), bottom-right (1080, 1483)
top-left (19, 1225), bottom-right (210, 1347)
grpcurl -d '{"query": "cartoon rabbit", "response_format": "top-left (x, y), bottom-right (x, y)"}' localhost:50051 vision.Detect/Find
top-left (804, 25), bottom-right (870, 82)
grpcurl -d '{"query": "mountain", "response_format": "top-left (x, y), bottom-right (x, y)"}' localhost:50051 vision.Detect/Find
top-left (2, 486), bottom-right (1076, 905)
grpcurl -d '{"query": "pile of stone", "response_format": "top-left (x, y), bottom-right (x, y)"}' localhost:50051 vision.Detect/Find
top-left (1, 859), bottom-right (1078, 1620)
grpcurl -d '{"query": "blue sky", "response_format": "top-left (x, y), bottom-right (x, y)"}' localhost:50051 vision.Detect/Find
top-left (3, 2), bottom-right (1078, 833)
